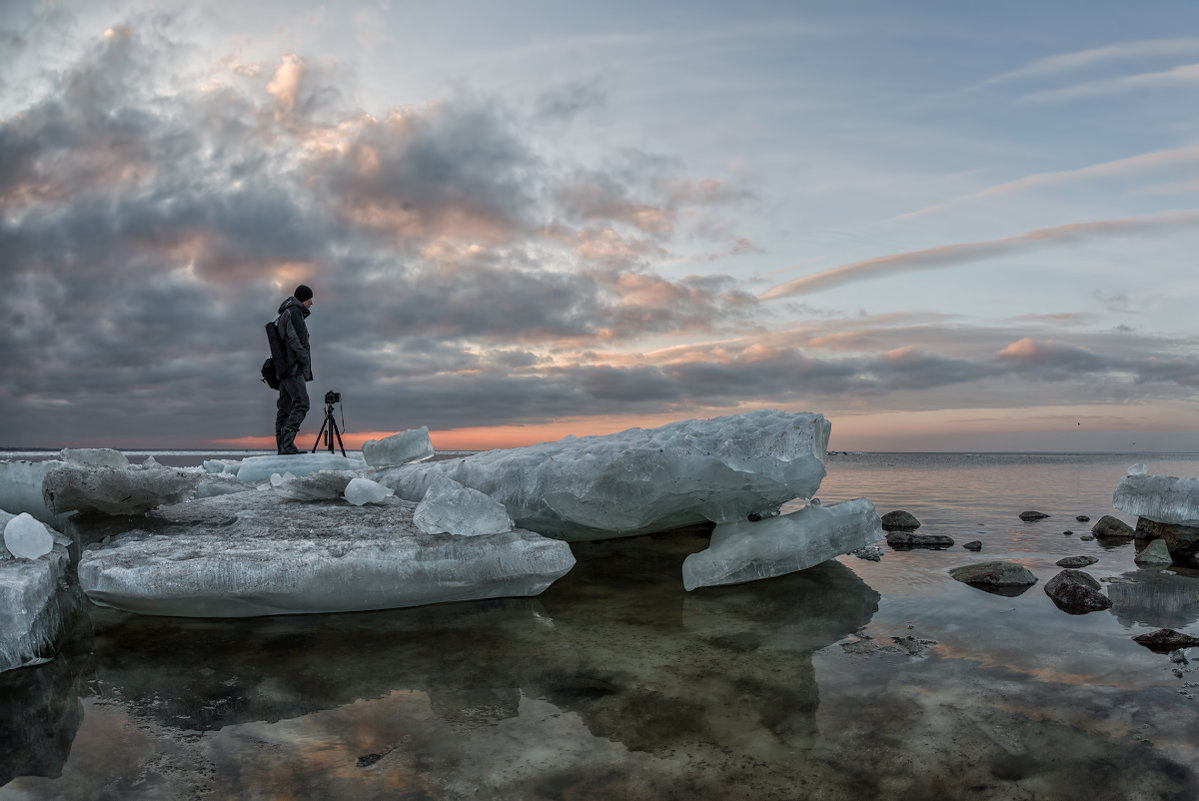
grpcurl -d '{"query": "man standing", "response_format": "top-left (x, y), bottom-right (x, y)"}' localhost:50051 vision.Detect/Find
top-left (275, 284), bottom-right (314, 454)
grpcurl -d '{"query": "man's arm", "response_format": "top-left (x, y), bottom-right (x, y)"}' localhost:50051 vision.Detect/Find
top-left (281, 308), bottom-right (311, 372)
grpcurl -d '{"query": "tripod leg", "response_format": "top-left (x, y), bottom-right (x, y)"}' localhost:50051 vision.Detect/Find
top-left (312, 413), bottom-right (329, 453)
top-left (330, 418), bottom-right (347, 457)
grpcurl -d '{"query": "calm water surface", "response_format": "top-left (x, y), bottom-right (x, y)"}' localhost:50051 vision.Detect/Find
top-left (3, 452), bottom-right (1199, 800)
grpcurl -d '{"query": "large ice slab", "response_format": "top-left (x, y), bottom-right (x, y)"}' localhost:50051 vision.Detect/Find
top-left (682, 498), bottom-right (883, 591)
top-left (236, 452), bottom-right (367, 484)
top-left (362, 427), bottom-right (435, 467)
top-left (1, 511), bottom-right (75, 672)
top-left (42, 462), bottom-right (202, 516)
top-left (377, 410), bottom-right (831, 541)
top-left (1113, 472), bottom-right (1199, 526)
top-left (76, 492), bottom-right (576, 617)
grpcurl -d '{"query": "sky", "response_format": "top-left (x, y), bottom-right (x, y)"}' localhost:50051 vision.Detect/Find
top-left (2, 0), bottom-right (1199, 452)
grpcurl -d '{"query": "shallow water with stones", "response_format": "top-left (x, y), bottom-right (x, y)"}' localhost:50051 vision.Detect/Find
top-left (3, 451), bottom-right (1199, 800)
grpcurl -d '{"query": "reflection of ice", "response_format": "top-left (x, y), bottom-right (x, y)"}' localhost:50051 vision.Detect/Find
top-left (1106, 570), bottom-right (1199, 629)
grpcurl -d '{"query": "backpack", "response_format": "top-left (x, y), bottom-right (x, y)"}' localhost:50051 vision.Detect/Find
top-left (261, 314), bottom-right (288, 390)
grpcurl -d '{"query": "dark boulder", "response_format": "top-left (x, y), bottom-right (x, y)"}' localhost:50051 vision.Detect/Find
top-left (1091, 515), bottom-right (1135, 540)
top-left (1075, 515), bottom-right (1091, 522)
top-left (885, 530), bottom-right (953, 549)
top-left (1044, 569), bottom-right (1112, 614)
top-left (963, 540), bottom-right (982, 551)
top-left (1133, 628), bottom-right (1199, 654)
top-left (1055, 555), bottom-right (1098, 568)
top-left (880, 510), bottom-right (921, 530)
top-left (1019, 511), bottom-right (1049, 522)
top-left (1134, 518), bottom-right (1199, 569)
top-left (949, 561), bottom-right (1037, 596)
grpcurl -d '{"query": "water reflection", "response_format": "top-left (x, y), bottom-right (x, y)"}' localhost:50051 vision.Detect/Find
top-left (1106, 568), bottom-right (1199, 629)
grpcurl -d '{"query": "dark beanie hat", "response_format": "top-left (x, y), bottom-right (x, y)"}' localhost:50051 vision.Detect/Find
top-left (294, 284), bottom-right (314, 302)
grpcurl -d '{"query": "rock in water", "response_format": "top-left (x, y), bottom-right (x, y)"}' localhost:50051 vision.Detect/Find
top-left (885, 530), bottom-right (954, 549)
top-left (1113, 473), bottom-right (1199, 526)
top-left (1044, 569), bottom-right (1112, 614)
top-left (682, 498), bottom-right (882, 591)
top-left (362, 427), bottom-right (435, 467)
top-left (344, 477), bottom-right (394, 506)
top-left (1019, 510), bottom-right (1050, 522)
top-left (41, 463), bottom-right (202, 516)
top-left (1091, 515), bottom-right (1135, 539)
top-left (880, 510), bottom-right (920, 530)
top-left (376, 410), bottom-right (831, 540)
top-left (76, 493), bottom-right (574, 617)
top-left (413, 475), bottom-right (513, 536)
top-left (1133, 628), bottom-right (1199, 653)
top-left (0, 511), bottom-right (76, 672)
top-left (1134, 539), bottom-right (1173, 566)
top-left (949, 561), bottom-right (1037, 595)
top-left (1055, 555), bottom-right (1098, 568)
top-left (3, 513), bottom-right (53, 560)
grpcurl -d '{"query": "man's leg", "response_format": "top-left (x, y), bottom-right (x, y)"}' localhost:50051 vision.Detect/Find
top-left (278, 375), bottom-right (309, 454)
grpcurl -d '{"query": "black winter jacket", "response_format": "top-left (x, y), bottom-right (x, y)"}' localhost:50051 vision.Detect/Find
top-left (277, 296), bottom-right (313, 381)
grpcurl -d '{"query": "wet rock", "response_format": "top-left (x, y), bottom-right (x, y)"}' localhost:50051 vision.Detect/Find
top-left (963, 540), bottom-right (982, 551)
top-left (949, 561), bottom-right (1037, 596)
top-left (880, 510), bottom-right (921, 530)
top-left (1135, 539), bottom-right (1173, 566)
top-left (1019, 510), bottom-right (1050, 522)
top-left (1056, 555), bottom-right (1098, 568)
top-left (1062, 530), bottom-right (1074, 536)
top-left (885, 530), bottom-right (953, 549)
top-left (1135, 518), bottom-right (1199, 569)
top-left (1092, 515), bottom-right (1135, 540)
top-left (1044, 569), bottom-right (1112, 614)
top-left (1133, 629), bottom-right (1199, 654)
top-left (1081, 534), bottom-right (1095, 541)
top-left (850, 545), bottom-right (883, 561)
top-left (1076, 515), bottom-right (1091, 522)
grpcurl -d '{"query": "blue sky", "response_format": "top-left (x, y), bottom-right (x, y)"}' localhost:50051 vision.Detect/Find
top-left (2, 0), bottom-right (1198, 451)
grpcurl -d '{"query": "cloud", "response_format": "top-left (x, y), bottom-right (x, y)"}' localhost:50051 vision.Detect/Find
top-left (1022, 62), bottom-right (1199, 104)
top-left (534, 77), bottom-right (607, 121)
top-left (977, 38), bottom-right (1199, 87)
top-left (895, 145), bottom-right (1199, 220)
top-left (759, 210), bottom-right (1199, 300)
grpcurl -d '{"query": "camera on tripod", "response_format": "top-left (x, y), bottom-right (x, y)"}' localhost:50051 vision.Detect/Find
top-left (312, 389), bottom-right (346, 456)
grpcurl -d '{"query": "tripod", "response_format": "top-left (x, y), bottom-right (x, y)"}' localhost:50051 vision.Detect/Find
top-left (311, 396), bottom-right (347, 456)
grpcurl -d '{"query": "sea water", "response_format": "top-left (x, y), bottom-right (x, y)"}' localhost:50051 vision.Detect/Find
top-left (3, 452), bottom-right (1199, 800)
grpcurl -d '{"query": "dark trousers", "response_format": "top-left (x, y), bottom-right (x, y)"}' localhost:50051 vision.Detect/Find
top-left (276, 374), bottom-right (310, 436)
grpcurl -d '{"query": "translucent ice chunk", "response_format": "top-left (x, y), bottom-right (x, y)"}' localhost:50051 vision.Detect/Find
top-left (413, 474), bottom-right (513, 536)
top-left (1, 510), bottom-right (74, 672)
top-left (236, 453), bottom-right (367, 484)
top-left (344, 477), bottom-right (393, 506)
top-left (1113, 473), bottom-right (1199, 525)
top-left (59, 448), bottom-right (129, 468)
top-left (682, 498), bottom-right (883, 590)
top-left (1127, 463), bottom-right (1147, 476)
top-left (378, 410), bottom-right (831, 541)
top-left (362, 427), bottom-right (434, 467)
top-left (276, 471), bottom-right (354, 501)
top-left (41, 463), bottom-right (202, 516)
top-left (4, 513), bottom-right (53, 560)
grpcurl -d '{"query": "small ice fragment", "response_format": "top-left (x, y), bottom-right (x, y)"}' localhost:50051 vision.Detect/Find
top-left (344, 477), bottom-right (394, 506)
top-left (413, 474), bottom-right (513, 536)
top-left (4, 513), bottom-right (53, 560)
top-left (142, 455), bottom-right (160, 468)
top-left (1128, 463), bottom-right (1147, 476)
top-left (270, 472), bottom-right (297, 488)
top-left (59, 448), bottom-right (129, 467)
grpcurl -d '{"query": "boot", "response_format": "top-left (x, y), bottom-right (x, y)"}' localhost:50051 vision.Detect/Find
top-left (279, 427), bottom-right (301, 455)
